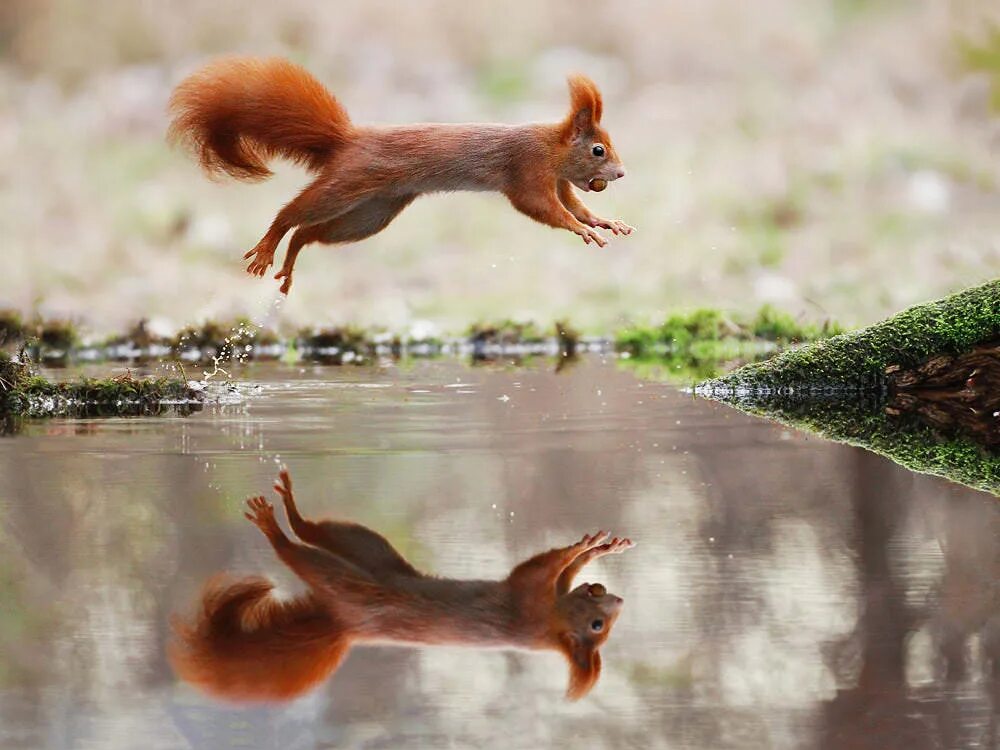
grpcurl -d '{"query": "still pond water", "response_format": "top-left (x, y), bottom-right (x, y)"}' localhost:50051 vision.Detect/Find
top-left (0, 357), bottom-right (998, 749)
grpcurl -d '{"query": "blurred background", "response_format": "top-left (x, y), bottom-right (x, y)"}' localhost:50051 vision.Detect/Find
top-left (1, 0), bottom-right (999, 336)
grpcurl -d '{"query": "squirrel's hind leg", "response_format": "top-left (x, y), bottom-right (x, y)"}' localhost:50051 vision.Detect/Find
top-left (274, 224), bottom-right (325, 295)
top-left (304, 521), bottom-right (420, 580)
top-left (274, 194), bottom-right (416, 295)
top-left (245, 494), bottom-right (373, 594)
top-left (245, 175), bottom-right (376, 279)
top-left (271, 469), bottom-right (420, 580)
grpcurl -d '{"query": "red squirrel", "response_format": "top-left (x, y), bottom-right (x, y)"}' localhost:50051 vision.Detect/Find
top-left (167, 57), bottom-right (633, 294)
top-left (170, 469), bottom-right (634, 702)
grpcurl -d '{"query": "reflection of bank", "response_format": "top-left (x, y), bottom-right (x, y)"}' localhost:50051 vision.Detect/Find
top-left (819, 451), bottom-right (1000, 749)
top-left (886, 341), bottom-right (1000, 450)
top-left (696, 385), bottom-right (1000, 495)
top-left (696, 278), bottom-right (1000, 495)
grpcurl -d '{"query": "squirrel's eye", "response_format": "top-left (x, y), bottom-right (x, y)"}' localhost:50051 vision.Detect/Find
top-left (588, 583), bottom-right (606, 597)
top-left (591, 619), bottom-right (605, 632)
top-left (592, 144), bottom-right (605, 157)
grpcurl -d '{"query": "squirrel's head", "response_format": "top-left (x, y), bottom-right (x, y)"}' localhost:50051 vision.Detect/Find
top-left (558, 75), bottom-right (625, 193)
top-left (551, 581), bottom-right (624, 700)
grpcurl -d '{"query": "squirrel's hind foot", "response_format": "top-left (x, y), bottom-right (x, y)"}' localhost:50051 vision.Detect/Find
top-left (274, 269), bottom-right (294, 295)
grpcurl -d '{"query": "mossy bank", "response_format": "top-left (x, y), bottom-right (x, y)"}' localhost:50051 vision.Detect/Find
top-left (698, 279), bottom-right (1000, 393)
top-left (0, 353), bottom-right (202, 418)
top-left (696, 280), bottom-right (1000, 494)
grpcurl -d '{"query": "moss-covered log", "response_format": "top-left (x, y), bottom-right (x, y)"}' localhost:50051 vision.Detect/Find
top-left (0, 353), bottom-right (202, 417)
top-left (698, 280), bottom-right (1000, 393)
top-left (695, 281), bottom-right (1000, 495)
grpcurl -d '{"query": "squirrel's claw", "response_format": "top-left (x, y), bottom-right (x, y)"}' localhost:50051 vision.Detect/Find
top-left (245, 495), bottom-right (280, 536)
top-left (604, 537), bottom-right (635, 554)
top-left (577, 530), bottom-right (611, 549)
top-left (576, 226), bottom-right (607, 248)
top-left (273, 467), bottom-right (293, 499)
top-left (244, 239), bottom-right (278, 277)
top-left (247, 256), bottom-right (273, 277)
top-left (589, 217), bottom-right (634, 236)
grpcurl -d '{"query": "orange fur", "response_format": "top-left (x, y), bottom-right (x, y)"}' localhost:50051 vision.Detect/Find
top-left (168, 57), bottom-right (352, 181)
top-left (169, 575), bottom-right (350, 702)
top-left (167, 57), bottom-right (633, 294)
top-left (565, 74), bottom-right (604, 127)
top-left (170, 470), bottom-right (634, 702)
top-left (562, 636), bottom-right (603, 701)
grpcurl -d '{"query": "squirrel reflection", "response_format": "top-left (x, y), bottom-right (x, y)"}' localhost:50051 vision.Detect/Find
top-left (170, 469), bottom-right (633, 701)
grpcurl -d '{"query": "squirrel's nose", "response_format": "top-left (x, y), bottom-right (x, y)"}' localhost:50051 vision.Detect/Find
top-left (615, 168), bottom-right (626, 180)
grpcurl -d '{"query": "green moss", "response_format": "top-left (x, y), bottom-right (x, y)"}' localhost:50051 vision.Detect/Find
top-left (750, 305), bottom-right (845, 342)
top-left (615, 326), bottom-right (661, 358)
top-left (623, 308), bottom-right (731, 356)
top-left (616, 306), bottom-right (842, 358)
top-left (0, 352), bottom-right (201, 417)
top-left (700, 280), bottom-right (1000, 391)
top-left (0, 353), bottom-right (26, 392)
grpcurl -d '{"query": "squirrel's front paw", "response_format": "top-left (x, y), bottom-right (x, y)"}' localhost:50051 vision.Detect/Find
top-left (574, 226), bottom-right (608, 248)
top-left (244, 495), bottom-right (280, 537)
top-left (600, 537), bottom-right (636, 555)
top-left (575, 530), bottom-right (611, 550)
top-left (588, 217), bottom-right (634, 236)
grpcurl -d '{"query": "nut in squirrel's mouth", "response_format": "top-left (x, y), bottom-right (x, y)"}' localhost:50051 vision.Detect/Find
top-left (588, 178), bottom-right (608, 192)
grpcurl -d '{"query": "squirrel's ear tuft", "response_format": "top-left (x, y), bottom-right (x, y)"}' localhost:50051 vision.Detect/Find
top-left (559, 632), bottom-right (602, 700)
top-left (563, 74), bottom-right (603, 140)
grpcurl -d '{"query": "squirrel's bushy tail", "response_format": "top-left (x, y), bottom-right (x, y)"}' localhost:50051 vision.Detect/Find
top-left (168, 56), bottom-right (353, 181)
top-left (169, 575), bottom-right (350, 701)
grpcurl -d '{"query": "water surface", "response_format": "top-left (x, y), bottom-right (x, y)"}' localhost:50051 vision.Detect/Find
top-left (1, 358), bottom-right (998, 749)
